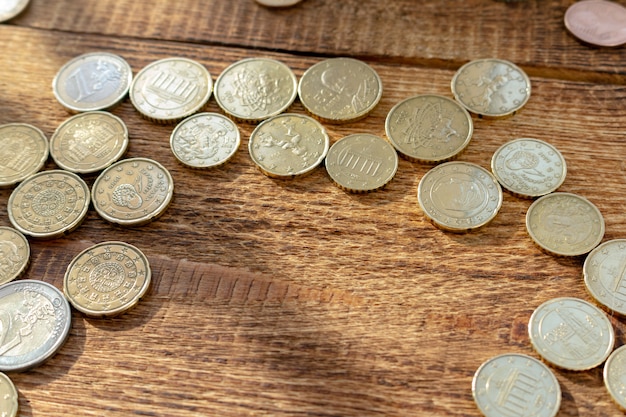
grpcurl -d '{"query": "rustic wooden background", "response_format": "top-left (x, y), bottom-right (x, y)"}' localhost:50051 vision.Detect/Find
top-left (1, 0), bottom-right (625, 415)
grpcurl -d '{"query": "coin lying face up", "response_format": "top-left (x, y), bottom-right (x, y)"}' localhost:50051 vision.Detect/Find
top-left (0, 123), bottom-right (49, 188)
top-left (0, 227), bottom-right (30, 285)
top-left (0, 372), bottom-right (18, 417)
top-left (564, 0), bottom-right (626, 47)
top-left (583, 239), bottom-right (626, 316)
top-left (603, 344), bottom-right (626, 410)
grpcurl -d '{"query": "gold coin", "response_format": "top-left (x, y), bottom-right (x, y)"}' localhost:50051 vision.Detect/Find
top-left (63, 241), bottom-right (151, 317)
top-left (451, 58), bottom-right (531, 118)
top-left (325, 133), bottom-right (397, 192)
top-left (472, 353), bottom-right (561, 417)
top-left (526, 192), bottom-right (604, 257)
top-left (491, 138), bottom-right (566, 198)
top-left (583, 239), bottom-right (626, 315)
top-left (0, 123), bottom-right (49, 188)
top-left (248, 113), bottom-right (329, 178)
top-left (0, 227), bottom-right (30, 285)
top-left (214, 58), bottom-right (297, 123)
top-left (50, 111), bottom-right (129, 174)
top-left (130, 57), bottom-right (212, 124)
top-left (528, 297), bottom-right (615, 371)
top-left (417, 161), bottom-right (503, 233)
top-left (0, 0), bottom-right (29, 22)
top-left (8, 170), bottom-right (90, 239)
top-left (384, 94), bottom-right (473, 163)
top-left (298, 58), bottom-right (382, 124)
top-left (603, 344), bottom-right (626, 411)
top-left (0, 372), bottom-right (18, 417)
top-left (91, 157), bottom-right (174, 226)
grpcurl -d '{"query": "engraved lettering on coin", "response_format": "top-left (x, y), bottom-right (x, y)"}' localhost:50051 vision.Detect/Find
top-left (564, 0), bottom-right (626, 47)
top-left (0, 0), bottom-right (29, 22)
top-left (0, 123), bottom-right (49, 188)
top-left (604, 345), bottom-right (626, 410)
top-left (0, 227), bottom-right (29, 285)
top-left (90, 262), bottom-right (125, 292)
top-left (583, 239), bottom-right (626, 315)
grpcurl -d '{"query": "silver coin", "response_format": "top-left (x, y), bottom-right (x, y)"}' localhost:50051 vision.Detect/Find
top-left (0, 0), bottom-right (29, 22)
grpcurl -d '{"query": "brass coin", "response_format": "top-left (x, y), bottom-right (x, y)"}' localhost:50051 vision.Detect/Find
top-left (214, 57), bottom-right (297, 123)
top-left (472, 353), bottom-right (561, 417)
top-left (8, 170), bottom-right (90, 239)
top-left (50, 111), bottom-right (129, 174)
top-left (565, 0), bottom-right (626, 47)
top-left (417, 161), bottom-right (503, 233)
top-left (451, 58), bottom-right (531, 118)
top-left (583, 239), bottom-right (626, 316)
top-left (0, 0), bottom-right (28, 22)
top-left (526, 192), bottom-right (604, 257)
top-left (91, 157), bottom-right (174, 226)
top-left (528, 297), bottom-right (614, 371)
top-left (248, 113), bottom-right (329, 178)
top-left (298, 58), bottom-right (383, 124)
top-left (384, 94), bottom-right (473, 163)
top-left (603, 344), bottom-right (626, 411)
top-left (64, 241), bottom-right (151, 317)
top-left (325, 133), bottom-right (398, 192)
top-left (0, 372), bottom-right (18, 417)
top-left (0, 123), bottom-right (49, 188)
top-left (0, 227), bottom-right (30, 285)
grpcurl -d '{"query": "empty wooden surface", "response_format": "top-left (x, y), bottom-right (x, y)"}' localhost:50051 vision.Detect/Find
top-left (1, 0), bottom-right (626, 415)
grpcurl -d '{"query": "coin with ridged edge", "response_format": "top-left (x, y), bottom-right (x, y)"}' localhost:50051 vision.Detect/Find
top-left (0, 372), bottom-right (18, 417)
top-left (0, 123), bottom-right (49, 188)
top-left (604, 344), bottom-right (626, 411)
top-left (0, 0), bottom-right (29, 22)
top-left (583, 239), bottom-right (626, 316)
top-left (0, 227), bottom-right (30, 285)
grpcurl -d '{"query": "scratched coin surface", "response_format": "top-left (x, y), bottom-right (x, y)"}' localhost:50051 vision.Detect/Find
top-left (64, 241), bottom-right (151, 317)
top-left (91, 157), bottom-right (174, 226)
top-left (325, 133), bottom-right (398, 192)
top-left (583, 239), bottom-right (626, 315)
top-left (564, 0), bottom-right (626, 47)
top-left (604, 344), bottom-right (626, 410)
top-left (8, 170), bottom-right (90, 239)
top-left (52, 52), bottom-right (133, 113)
top-left (472, 353), bottom-right (561, 417)
top-left (491, 138), bottom-right (567, 198)
top-left (526, 192), bottom-right (604, 257)
top-left (214, 57), bottom-right (298, 123)
top-left (385, 94), bottom-right (473, 163)
top-left (0, 280), bottom-right (72, 372)
top-left (298, 57), bottom-right (383, 124)
top-left (451, 58), bottom-right (531, 118)
top-left (130, 57), bottom-right (212, 124)
top-left (417, 161), bottom-right (503, 233)
top-left (0, 123), bottom-right (49, 188)
top-left (0, 0), bottom-right (29, 22)
top-left (249, 113), bottom-right (329, 178)
top-left (0, 227), bottom-right (30, 285)
top-left (0, 372), bottom-right (18, 417)
top-left (528, 297), bottom-right (614, 371)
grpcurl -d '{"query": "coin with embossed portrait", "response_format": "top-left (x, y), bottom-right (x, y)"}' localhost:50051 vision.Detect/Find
top-left (0, 0), bottom-right (29, 22)
top-left (0, 123), bottom-right (49, 188)
top-left (0, 227), bottom-right (30, 285)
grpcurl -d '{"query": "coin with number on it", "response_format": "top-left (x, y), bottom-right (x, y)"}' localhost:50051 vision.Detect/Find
top-left (526, 192), bottom-right (604, 257)
top-left (298, 58), bottom-right (383, 124)
top-left (583, 239), bottom-right (626, 316)
top-left (248, 113), bottom-right (329, 178)
top-left (0, 227), bottom-right (30, 285)
top-left (8, 170), bottom-right (90, 239)
top-left (0, 123), bottom-right (49, 188)
top-left (91, 157), bottom-right (174, 226)
top-left (451, 58), bottom-right (531, 118)
top-left (0, 280), bottom-right (72, 372)
top-left (64, 241), bottom-right (151, 317)
top-left (0, 0), bottom-right (29, 22)
top-left (214, 58), bottom-right (298, 123)
top-left (564, 0), bottom-right (626, 47)
top-left (52, 52), bottom-right (133, 113)
top-left (604, 344), bottom-right (626, 411)
top-left (0, 372), bottom-right (18, 417)
top-left (529, 297), bottom-right (614, 371)
top-left (472, 353), bottom-right (561, 417)
top-left (130, 57), bottom-right (213, 124)
top-left (384, 94), bottom-right (473, 163)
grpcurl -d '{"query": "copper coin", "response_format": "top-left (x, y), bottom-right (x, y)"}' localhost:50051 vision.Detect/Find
top-left (564, 0), bottom-right (626, 47)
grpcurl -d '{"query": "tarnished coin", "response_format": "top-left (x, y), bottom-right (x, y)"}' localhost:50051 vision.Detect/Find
top-left (491, 138), bottom-right (567, 198)
top-left (583, 239), bottom-right (626, 315)
top-left (384, 94), bottom-right (473, 163)
top-left (0, 0), bottom-right (28, 22)
top-left (248, 113), bottom-right (329, 178)
top-left (526, 192), bottom-right (604, 257)
top-left (604, 344), bottom-right (626, 411)
top-left (451, 58), bottom-right (531, 118)
top-left (0, 227), bottom-right (30, 285)
top-left (214, 58), bottom-right (297, 123)
top-left (64, 241), bottom-right (151, 317)
top-left (0, 123), bottom-right (49, 188)
top-left (130, 57), bottom-right (212, 124)
top-left (52, 52), bottom-right (133, 113)
top-left (298, 58), bottom-right (383, 124)
top-left (472, 353), bottom-right (561, 417)
top-left (91, 157), bottom-right (174, 226)
top-left (170, 112), bottom-right (240, 169)
top-left (417, 161), bottom-right (503, 233)
top-left (8, 170), bottom-right (90, 239)
top-left (0, 280), bottom-right (71, 372)
top-left (0, 372), bottom-right (18, 417)
top-left (50, 111), bottom-right (129, 174)
top-left (255, 0), bottom-right (304, 6)
top-left (565, 0), bottom-right (626, 47)
top-left (325, 133), bottom-right (398, 192)
top-left (528, 297), bottom-right (614, 371)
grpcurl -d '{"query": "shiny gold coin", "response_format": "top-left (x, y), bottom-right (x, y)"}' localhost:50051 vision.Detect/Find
top-left (385, 94), bottom-right (473, 163)
top-left (0, 372), bottom-right (18, 417)
top-left (8, 170), bottom-right (90, 239)
top-left (64, 241), bottom-right (151, 317)
top-left (526, 192), bottom-right (604, 257)
top-left (603, 344), bottom-right (626, 411)
top-left (0, 0), bottom-right (29, 22)
top-left (417, 161), bottom-right (503, 233)
top-left (451, 58), bottom-right (531, 118)
top-left (298, 58), bottom-right (382, 124)
top-left (0, 123), bottom-right (49, 188)
top-left (325, 133), bottom-right (398, 192)
top-left (0, 227), bottom-right (30, 285)
top-left (50, 111), bottom-right (129, 174)
top-left (248, 113), bottom-right (329, 178)
top-left (91, 157), bottom-right (174, 226)
top-left (214, 58), bottom-right (297, 123)
top-left (583, 239), bottom-right (626, 315)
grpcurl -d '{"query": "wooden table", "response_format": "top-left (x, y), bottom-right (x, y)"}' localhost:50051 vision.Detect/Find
top-left (1, 0), bottom-right (625, 415)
